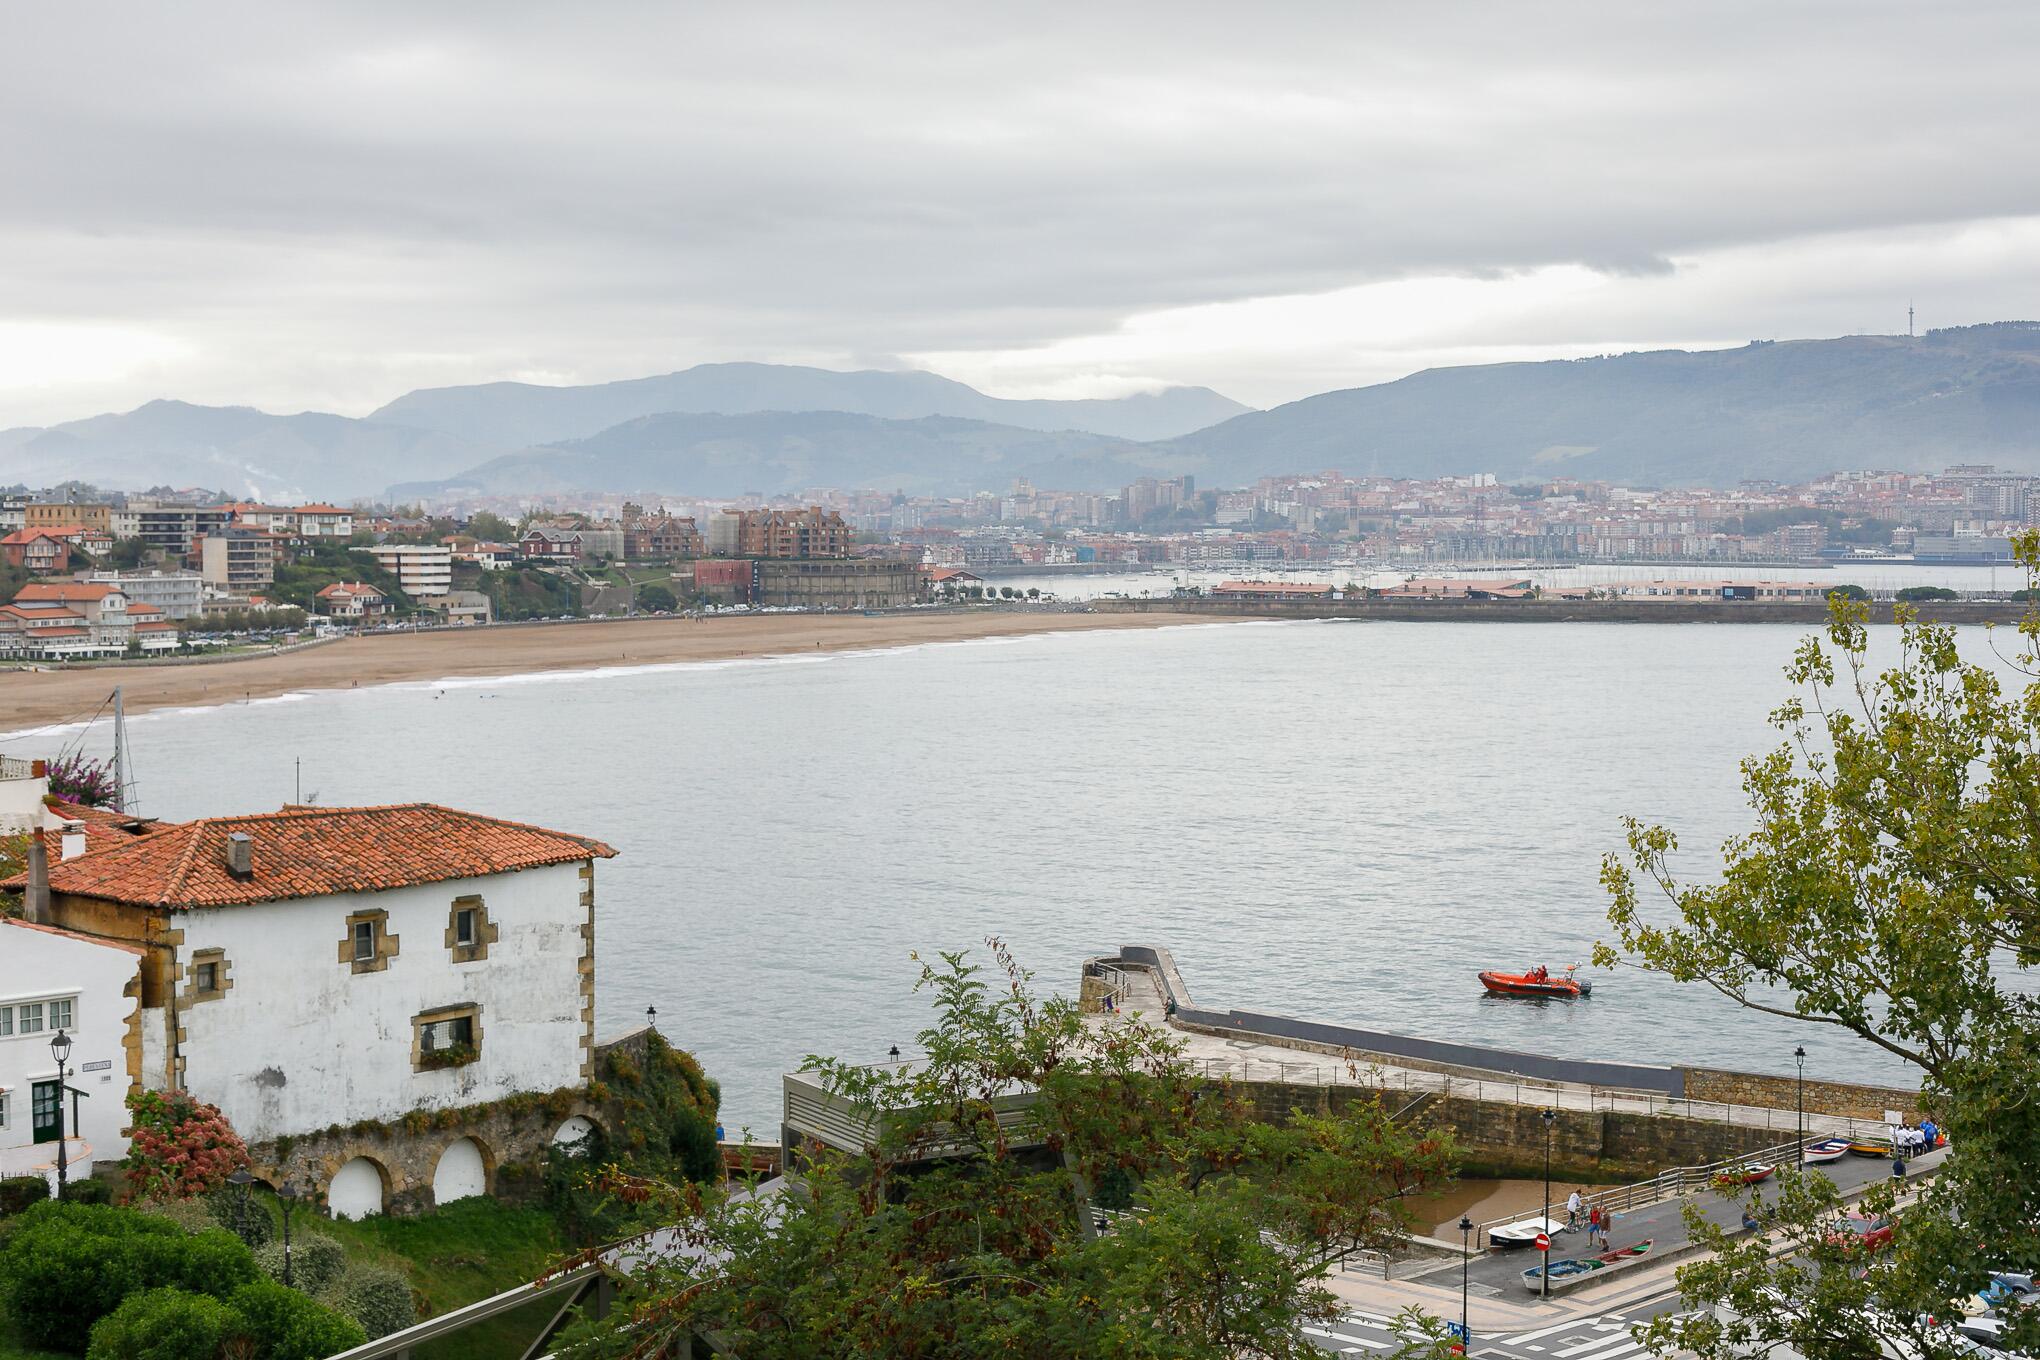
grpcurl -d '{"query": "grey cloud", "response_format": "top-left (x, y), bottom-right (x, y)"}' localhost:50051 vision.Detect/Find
top-left (2, 1), bottom-right (2038, 422)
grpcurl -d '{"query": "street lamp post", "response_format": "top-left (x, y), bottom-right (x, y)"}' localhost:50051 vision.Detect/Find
top-left (48, 1030), bottom-right (73, 1196)
top-left (1540, 1107), bottom-right (1557, 1299)
top-left (1794, 1046), bottom-right (1807, 1164)
top-left (888, 1045), bottom-right (901, 1063)
top-left (226, 1168), bottom-right (254, 1243)
top-left (1458, 1214), bottom-right (1474, 1355)
top-left (646, 1005), bottom-right (657, 1034)
top-left (278, 1180), bottom-right (300, 1287)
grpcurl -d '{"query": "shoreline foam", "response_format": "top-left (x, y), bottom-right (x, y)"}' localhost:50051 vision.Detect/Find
top-left (0, 609), bottom-right (1211, 741)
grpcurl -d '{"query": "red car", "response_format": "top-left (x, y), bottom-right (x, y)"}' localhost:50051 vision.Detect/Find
top-left (1825, 1214), bottom-right (1895, 1256)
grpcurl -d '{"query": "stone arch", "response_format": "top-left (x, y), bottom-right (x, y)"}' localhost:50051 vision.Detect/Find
top-left (432, 1136), bottom-right (490, 1205)
top-left (328, 1156), bottom-right (390, 1221)
top-left (551, 1114), bottom-right (599, 1156)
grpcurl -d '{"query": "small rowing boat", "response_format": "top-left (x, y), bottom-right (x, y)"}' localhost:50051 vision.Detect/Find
top-left (1714, 1162), bottom-right (1775, 1186)
top-left (1488, 1215), bottom-right (1566, 1250)
top-left (1848, 1139), bottom-right (1893, 1158)
top-left (1802, 1137), bottom-right (1851, 1165)
top-left (1520, 1240), bottom-right (1655, 1292)
top-left (1478, 965), bottom-right (1592, 999)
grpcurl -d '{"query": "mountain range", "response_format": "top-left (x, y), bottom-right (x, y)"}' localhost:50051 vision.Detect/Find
top-left (6, 324), bottom-right (2039, 502)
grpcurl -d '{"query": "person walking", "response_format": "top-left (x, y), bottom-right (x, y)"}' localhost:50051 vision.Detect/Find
top-left (1587, 1203), bottom-right (1604, 1248)
top-left (1566, 1189), bottom-right (1583, 1231)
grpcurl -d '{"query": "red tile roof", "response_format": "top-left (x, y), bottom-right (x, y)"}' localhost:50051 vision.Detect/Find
top-left (12, 582), bottom-right (116, 603)
top-left (1, 803), bottom-right (616, 908)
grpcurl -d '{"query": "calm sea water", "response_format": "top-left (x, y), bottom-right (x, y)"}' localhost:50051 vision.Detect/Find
top-left (8, 620), bottom-right (1969, 1127)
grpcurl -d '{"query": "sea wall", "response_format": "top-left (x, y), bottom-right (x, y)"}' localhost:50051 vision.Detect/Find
top-left (1681, 1066), bottom-right (1924, 1123)
top-left (1093, 598), bottom-right (2030, 626)
top-left (1238, 1081), bottom-right (1779, 1182)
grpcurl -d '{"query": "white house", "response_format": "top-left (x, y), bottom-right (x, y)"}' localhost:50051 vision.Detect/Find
top-left (8, 802), bottom-right (614, 1218)
top-left (0, 920), bottom-right (144, 1190)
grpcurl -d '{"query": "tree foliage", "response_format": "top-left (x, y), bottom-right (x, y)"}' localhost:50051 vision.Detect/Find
top-left (552, 946), bottom-right (1456, 1360)
top-left (1600, 532), bottom-right (2040, 1357)
top-left (123, 1088), bottom-right (251, 1200)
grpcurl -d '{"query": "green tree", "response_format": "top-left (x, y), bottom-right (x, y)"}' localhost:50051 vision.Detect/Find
top-left (1895, 584), bottom-right (1961, 602)
top-left (552, 948), bottom-right (1456, 1360)
top-left (1599, 535), bottom-right (2040, 1358)
top-left (635, 583), bottom-right (678, 613)
top-left (466, 510), bottom-right (517, 541)
top-left (1826, 583), bottom-right (1870, 601)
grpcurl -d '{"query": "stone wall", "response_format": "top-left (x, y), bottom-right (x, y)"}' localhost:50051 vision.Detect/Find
top-left (1681, 1066), bottom-right (1923, 1123)
top-left (248, 1088), bottom-right (605, 1217)
top-left (1238, 1081), bottom-right (1780, 1183)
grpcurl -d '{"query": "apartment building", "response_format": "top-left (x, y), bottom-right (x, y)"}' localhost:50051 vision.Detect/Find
top-left (199, 528), bottom-right (281, 593)
top-left (737, 507), bottom-right (852, 559)
top-left (86, 570), bottom-right (206, 620)
top-left (368, 543), bottom-right (453, 597)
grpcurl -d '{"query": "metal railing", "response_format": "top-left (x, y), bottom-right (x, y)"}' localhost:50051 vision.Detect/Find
top-left (1466, 1135), bottom-right (1809, 1250)
top-left (1185, 1054), bottom-right (1895, 1141)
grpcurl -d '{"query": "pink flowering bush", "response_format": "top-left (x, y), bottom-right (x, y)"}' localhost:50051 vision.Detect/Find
top-left (45, 753), bottom-right (120, 808)
top-left (122, 1089), bottom-right (249, 1200)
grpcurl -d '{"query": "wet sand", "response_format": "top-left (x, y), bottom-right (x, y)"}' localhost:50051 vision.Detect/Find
top-left (1, 610), bottom-right (1211, 736)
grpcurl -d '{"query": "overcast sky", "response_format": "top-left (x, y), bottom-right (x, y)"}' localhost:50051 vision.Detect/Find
top-left (3, 2), bottom-right (2038, 427)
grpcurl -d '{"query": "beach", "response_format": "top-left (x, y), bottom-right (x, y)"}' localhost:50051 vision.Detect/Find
top-left (0, 609), bottom-right (1208, 737)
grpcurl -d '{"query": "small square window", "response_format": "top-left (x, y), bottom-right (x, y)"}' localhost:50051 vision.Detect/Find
top-left (421, 1014), bottom-right (474, 1052)
top-left (17, 1003), bottom-right (42, 1035)
top-left (49, 998), bottom-right (73, 1030)
top-left (455, 909), bottom-right (475, 947)
top-left (195, 962), bottom-right (219, 993)
top-left (352, 921), bottom-right (376, 962)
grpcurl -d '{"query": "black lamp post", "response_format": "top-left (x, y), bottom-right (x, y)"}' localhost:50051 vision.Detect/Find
top-left (646, 1005), bottom-right (657, 1034)
top-left (48, 1030), bottom-right (73, 1196)
top-left (1794, 1046), bottom-right (1807, 1164)
top-left (278, 1180), bottom-right (300, 1287)
top-left (1458, 1214), bottom-right (1474, 1354)
top-left (226, 1168), bottom-right (253, 1244)
top-left (888, 1045), bottom-right (901, 1063)
top-left (1540, 1106), bottom-right (1557, 1298)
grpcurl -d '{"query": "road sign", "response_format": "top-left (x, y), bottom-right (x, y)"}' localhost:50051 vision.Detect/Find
top-left (1535, 1232), bottom-right (1551, 1251)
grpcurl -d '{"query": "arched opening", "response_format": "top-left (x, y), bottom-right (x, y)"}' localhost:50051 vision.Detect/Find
top-left (551, 1114), bottom-right (598, 1156)
top-left (328, 1156), bottom-right (388, 1220)
top-left (432, 1136), bottom-right (488, 1205)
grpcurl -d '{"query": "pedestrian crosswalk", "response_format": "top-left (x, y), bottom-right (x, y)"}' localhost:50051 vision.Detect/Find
top-left (1304, 1303), bottom-right (1695, 1360)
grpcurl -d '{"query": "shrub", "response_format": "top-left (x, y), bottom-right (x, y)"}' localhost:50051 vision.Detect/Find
top-left (140, 1196), bottom-right (218, 1235)
top-left (229, 1280), bottom-right (366, 1360)
top-left (255, 1231), bottom-right (348, 1294)
top-left (59, 1177), bottom-right (112, 1205)
top-left (1896, 584), bottom-right (1961, 601)
top-left (320, 1263), bottom-right (417, 1339)
top-left (85, 1286), bottom-right (239, 1360)
top-left (0, 1202), bottom-right (254, 1352)
top-left (123, 1088), bottom-right (249, 1199)
top-left (206, 1185), bottom-right (274, 1247)
top-left (0, 1174), bottom-right (48, 1217)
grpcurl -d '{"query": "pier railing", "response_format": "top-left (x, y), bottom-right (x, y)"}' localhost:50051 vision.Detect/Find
top-left (1465, 1135), bottom-right (1811, 1250)
top-left (1183, 1055), bottom-right (1895, 1142)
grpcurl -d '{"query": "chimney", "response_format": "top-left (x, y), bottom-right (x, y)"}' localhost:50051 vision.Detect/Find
top-left (24, 833), bottom-right (51, 925)
top-left (59, 820), bottom-right (86, 862)
top-left (223, 831), bottom-right (254, 880)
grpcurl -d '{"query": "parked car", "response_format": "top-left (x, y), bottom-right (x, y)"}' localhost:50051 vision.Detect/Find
top-left (1827, 1214), bottom-right (1897, 1257)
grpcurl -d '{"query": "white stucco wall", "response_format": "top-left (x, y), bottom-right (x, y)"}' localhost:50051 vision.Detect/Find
top-left (432, 1137), bottom-right (486, 1202)
top-left (168, 861), bottom-right (590, 1144)
top-left (0, 921), bottom-right (142, 1179)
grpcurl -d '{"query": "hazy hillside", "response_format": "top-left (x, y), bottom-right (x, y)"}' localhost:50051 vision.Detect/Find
top-left (370, 362), bottom-right (1251, 445)
top-left (391, 409), bottom-right (1173, 500)
top-left (1166, 323), bottom-right (2040, 486)
top-left (0, 400), bottom-right (505, 502)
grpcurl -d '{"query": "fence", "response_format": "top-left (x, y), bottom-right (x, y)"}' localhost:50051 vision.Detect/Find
top-left (1183, 1054), bottom-right (1896, 1142)
top-left (1466, 1135), bottom-right (1811, 1250)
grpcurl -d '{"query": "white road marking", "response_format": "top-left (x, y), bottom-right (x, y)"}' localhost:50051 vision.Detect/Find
top-left (1555, 1328), bottom-right (1644, 1358)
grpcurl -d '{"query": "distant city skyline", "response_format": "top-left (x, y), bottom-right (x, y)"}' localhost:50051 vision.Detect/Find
top-left (4, 4), bottom-right (2038, 426)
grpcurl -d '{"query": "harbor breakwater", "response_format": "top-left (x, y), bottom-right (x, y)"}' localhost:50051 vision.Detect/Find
top-left (1093, 598), bottom-right (2033, 625)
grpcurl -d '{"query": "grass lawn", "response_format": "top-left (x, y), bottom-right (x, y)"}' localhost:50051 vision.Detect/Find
top-left (270, 1193), bottom-right (577, 1360)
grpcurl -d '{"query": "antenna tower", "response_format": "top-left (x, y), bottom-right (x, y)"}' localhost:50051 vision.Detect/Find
top-left (1909, 302), bottom-right (1915, 338)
